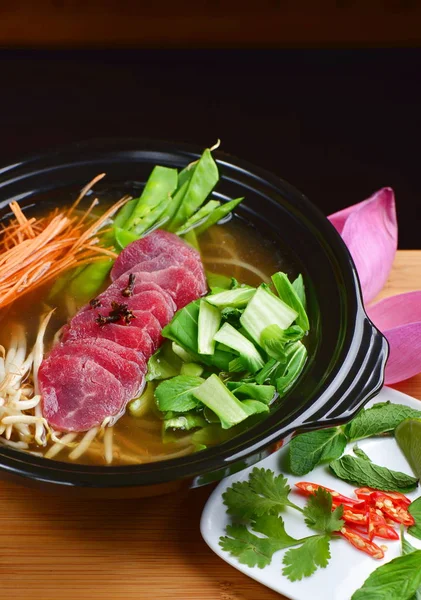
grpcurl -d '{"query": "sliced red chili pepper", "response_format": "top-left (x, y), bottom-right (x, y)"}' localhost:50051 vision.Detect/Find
top-left (333, 498), bottom-right (367, 511)
top-left (381, 491), bottom-right (411, 508)
top-left (369, 492), bottom-right (415, 527)
top-left (341, 504), bottom-right (369, 527)
top-left (355, 487), bottom-right (376, 501)
top-left (338, 525), bottom-right (384, 559)
top-left (367, 508), bottom-right (399, 541)
top-left (295, 482), bottom-right (361, 505)
top-left (355, 487), bottom-right (411, 508)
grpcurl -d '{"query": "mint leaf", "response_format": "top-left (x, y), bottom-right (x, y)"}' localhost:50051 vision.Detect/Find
top-left (353, 445), bottom-right (372, 461)
top-left (409, 497), bottom-right (421, 541)
top-left (330, 455), bottom-right (418, 493)
top-left (154, 375), bottom-right (204, 412)
top-left (303, 488), bottom-right (344, 534)
top-left (289, 428), bottom-right (347, 476)
top-left (345, 402), bottom-right (421, 442)
top-left (351, 550), bottom-right (421, 600)
top-left (219, 523), bottom-right (284, 568)
top-left (282, 535), bottom-right (330, 582)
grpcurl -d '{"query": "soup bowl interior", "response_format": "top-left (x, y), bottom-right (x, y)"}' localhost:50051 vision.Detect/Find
top-left (0, 139), bottom-right (388, 495)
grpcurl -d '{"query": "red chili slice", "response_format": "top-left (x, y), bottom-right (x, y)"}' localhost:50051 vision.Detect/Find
top-left (381, 491), bottom-right (412, 508)
top-left (338, 525), bottom-right (385, 559)
top-left (369, 492), bottom-right (415, 527)
top-left (341, 504), bottom-right (369, 527)
top-left (368, 508), bottom-right (399, 541)
top-left (355, 487), bottom-right (411, 508)
top-left (295, 482), bottom-right (361, 505)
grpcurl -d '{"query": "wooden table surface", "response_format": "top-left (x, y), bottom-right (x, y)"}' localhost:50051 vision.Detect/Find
top-left (2, 250), bottom-right (420, 600)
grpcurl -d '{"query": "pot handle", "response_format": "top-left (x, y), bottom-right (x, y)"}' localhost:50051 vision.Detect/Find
top-left (300, 314), bottom-right (389, 430)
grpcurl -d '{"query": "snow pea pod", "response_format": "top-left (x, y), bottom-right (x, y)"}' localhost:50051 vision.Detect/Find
top-left (69, 259), bottom-right (113, 302)
top-left (168, 149), bottom-right (218, 232)
top-left (176, 200), bottom-right (221, 235)
top-left (195, 197), bottom-right (243, 236)
top-left (124, 166), bottom-right (178, 232)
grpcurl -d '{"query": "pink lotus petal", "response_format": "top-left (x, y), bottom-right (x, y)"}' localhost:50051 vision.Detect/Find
top-left (367, 291), bottom-right (421, 330)
top-left (367, 292), bottom-right (421, 384)
top-left (329, 188), bottom-right (397, 303)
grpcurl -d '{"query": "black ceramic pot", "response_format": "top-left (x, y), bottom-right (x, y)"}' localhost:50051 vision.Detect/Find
top-left (0, 139), bottom-right (388, 497)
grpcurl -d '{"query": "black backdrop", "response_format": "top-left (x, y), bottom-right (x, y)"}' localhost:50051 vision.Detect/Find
top-left (1, 48), bottom-right (420, 247)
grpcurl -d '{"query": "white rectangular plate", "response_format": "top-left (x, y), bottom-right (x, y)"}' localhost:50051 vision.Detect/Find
top-left (201, 387), bottom-right (421, 600)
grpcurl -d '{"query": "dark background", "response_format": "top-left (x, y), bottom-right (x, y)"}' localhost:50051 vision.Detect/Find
top-left (1, 48), bottom-right (420, 247)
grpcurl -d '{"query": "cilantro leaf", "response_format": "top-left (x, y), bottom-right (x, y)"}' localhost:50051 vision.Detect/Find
top-left (282, 535), bottom-right (331, 582)
top-left (249, 468), bottom-right (292, 505)
top-left (303, 488), bottom-right (344, 534)
top-left (222, 481), bottom-right (270, 520)
top-left (220, 515), bottom-right (304, 569)
top-left (289, 427), bottom-right (347, 476)
top-left (219, 523), bottom-right (287, 568)
top-left (345, 402), bottom-right (421, 442)
top-left (222, 468), bottom-right (296, 520)
top-left (251, 514), bottom-right (301, 547)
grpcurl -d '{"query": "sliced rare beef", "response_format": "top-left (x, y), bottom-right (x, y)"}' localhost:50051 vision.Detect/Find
top-left (111, 266), bottom-right (206, 309)
top-left (47, 340), bottom-right (145, 401)
top-left (99, 288), bottom-right (175, 327)
top-left (111, 229), bottom-right (201, 280)
top-left (62, 316), bottom-right (156, 358)
top-left (82, 280), bottom-right (176, 315)
top-left (40, 355), bottom-right (126, 432)
top-left (39, 229), bottom-right (207, 432)
top-left (111, 229), bottom-right (207, 294)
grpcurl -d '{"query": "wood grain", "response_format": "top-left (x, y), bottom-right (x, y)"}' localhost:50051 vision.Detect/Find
top-left (1, 250), bottom-right (420, 600)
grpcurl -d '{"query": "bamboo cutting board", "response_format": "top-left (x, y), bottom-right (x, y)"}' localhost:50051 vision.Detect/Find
top-left (1, 250), bottom-right (420, 600)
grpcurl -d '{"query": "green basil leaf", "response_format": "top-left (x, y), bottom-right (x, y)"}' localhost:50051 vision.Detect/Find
top-left (351, 550), bottom-right (421, 600)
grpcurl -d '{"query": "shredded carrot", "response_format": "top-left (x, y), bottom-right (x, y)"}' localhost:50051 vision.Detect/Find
top-left (0, 175), bottom-right (129, 309)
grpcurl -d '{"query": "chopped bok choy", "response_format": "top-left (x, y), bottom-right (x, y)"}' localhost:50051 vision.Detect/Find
top-left (193, 374), bottom-right (268, 429)
top-left (198, 300), bottom-right (221, 355)
top-left (240, 285), bottom-right (298, 346)
top-left (213, 323), bottom-right (265, 373)
top-left (136, 269), bottom-right (310, 448)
